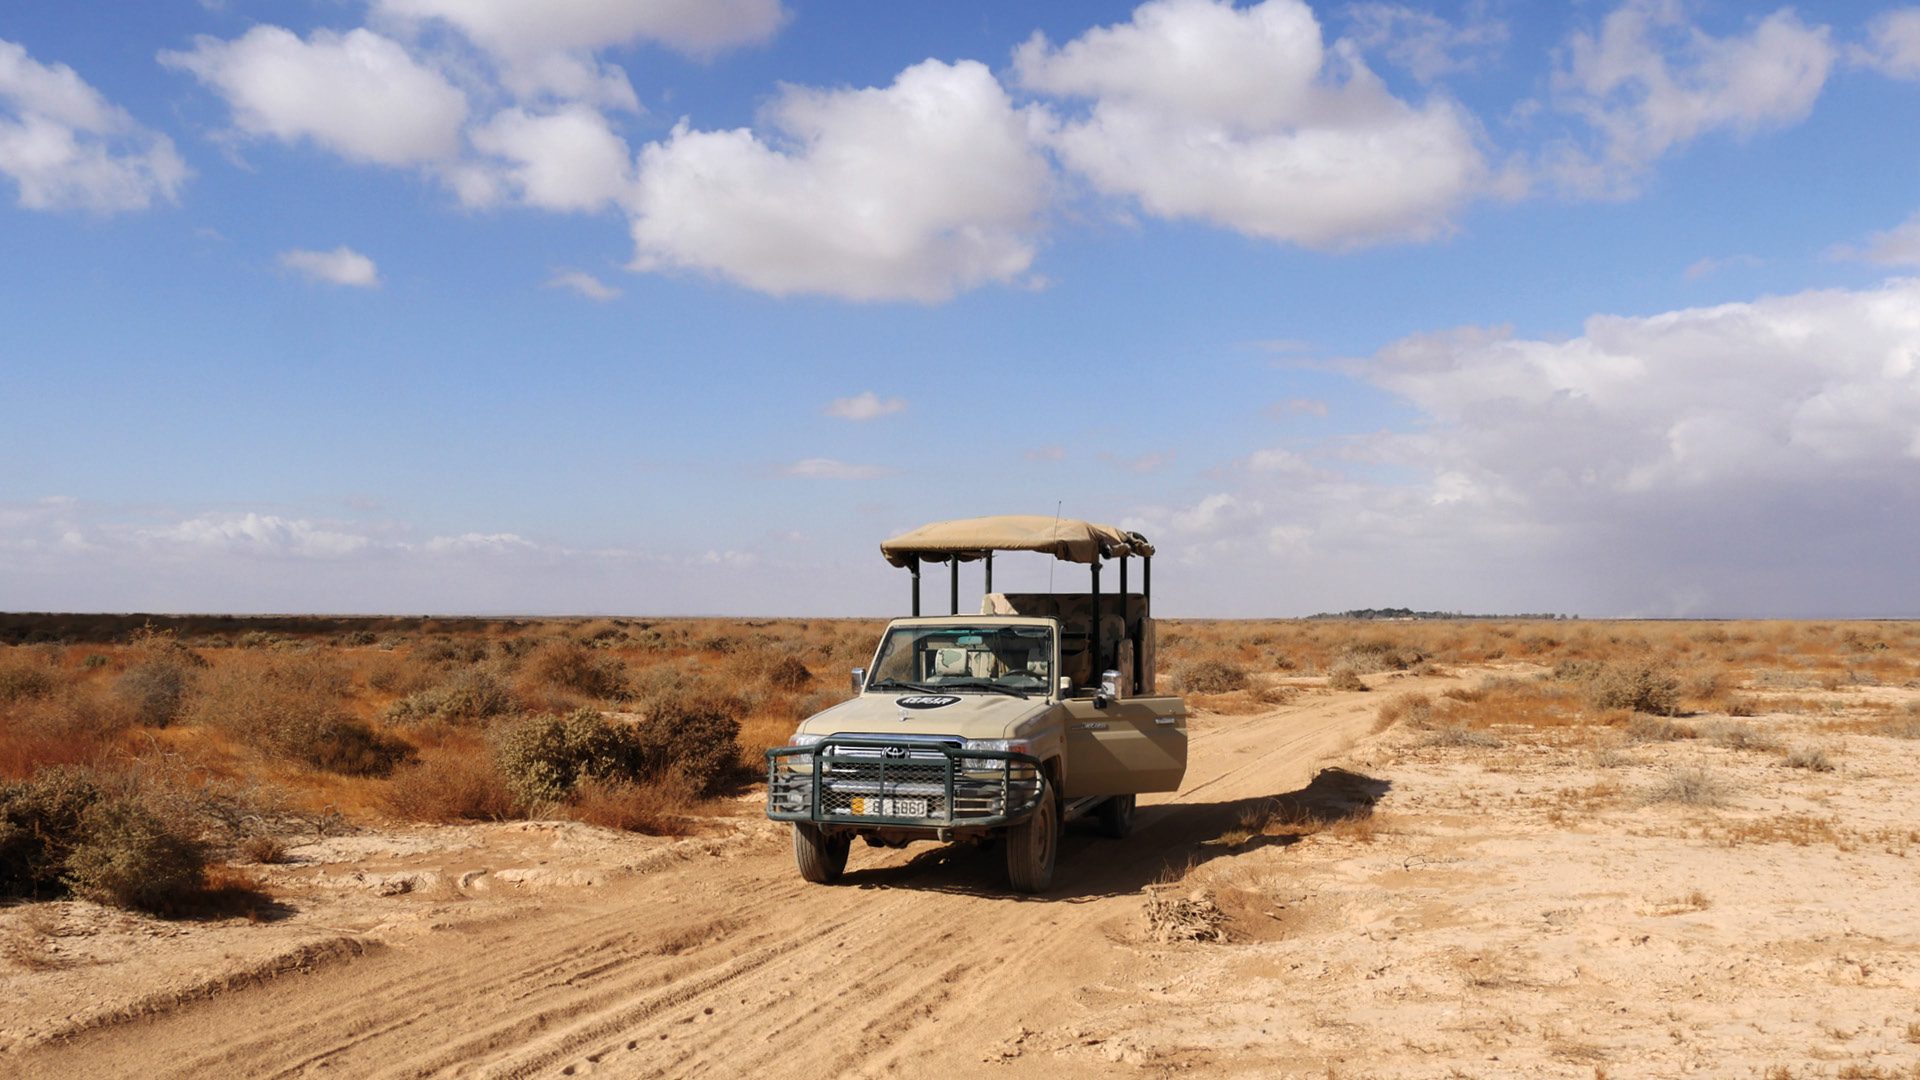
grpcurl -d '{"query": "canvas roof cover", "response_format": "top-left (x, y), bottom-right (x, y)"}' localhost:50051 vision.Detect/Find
top-left (880, 515), bottom-right (1154, 567)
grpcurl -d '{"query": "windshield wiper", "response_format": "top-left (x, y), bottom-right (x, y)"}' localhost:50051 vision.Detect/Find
top-left (942, 679), bottom-right (1029, 699)
top-left (869, 678), bottom-right (945, 694)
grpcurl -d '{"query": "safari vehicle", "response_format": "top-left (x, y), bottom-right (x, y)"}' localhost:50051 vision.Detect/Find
top-left (766, 515), bottom-right (1189, 893)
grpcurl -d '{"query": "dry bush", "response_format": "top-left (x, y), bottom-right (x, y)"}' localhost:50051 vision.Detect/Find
top-left (524, 640), bottom-right (630, 701)
top-left (1698, 719), bottom-right (1781, 753)
top-left (384, 744), bottom-right (516, 822)
top-left (1143, 883), bottom-right (1227, 944)
top-left (1626, 714), bottom-right (1696, 742)
top-left (1374, 692), bottom-right (1433, 731)
top-left (0, 766), bottom-right (207, 913)
top-left (0, 649), bottom-right (60, 703)
top-left (1783, 746), bottom-right (1836, 772)
top-left (189, 653), bottom-right (413, 777)
top-left (364, 651), bottom-right (440, 695)
top-left (1641, 767), bottom-right (1730, 807)
top-left (385, 665), bottom-right (514, 727)
top-left (0, 684), bottom-right (132, 778)
top-left (113, 635), bottom-right (203, 727)
top-left (1580, 660), bottom-right (1680, 715)
top-left (1724, 695), bottom-right (1758, 717)
top-left (1421, 726), bottom-right (1503, 749)
top-left (567, 775), bottom-right (698, 836)
top-left (1176, 658), bottom-right (1249, 694)
top-left (634, 693), bottom-right (745, 796)
top-left (1334, 640), bottom-right (1425, 674)
top-left (1325, 666), bottom-right (1368, 692)
top-left (763, 656), bottom-right (812, 692)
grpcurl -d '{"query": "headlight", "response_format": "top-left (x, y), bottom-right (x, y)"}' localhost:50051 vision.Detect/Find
top-left (789, 733), bottom-right (827, 749)
top-left (961, 738), bottom-right (1029, 771)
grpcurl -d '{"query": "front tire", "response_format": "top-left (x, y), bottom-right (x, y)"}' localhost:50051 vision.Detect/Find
top-left (793, 823), bottom-right (850, 884)
top-left (1006, 778), bottom-right (1059, 893)
top-left (1095, 793), bottom-right (1135, 839)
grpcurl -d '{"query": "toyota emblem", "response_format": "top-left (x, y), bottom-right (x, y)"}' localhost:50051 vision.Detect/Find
top-left (882, 745), bottom-right (908, 760)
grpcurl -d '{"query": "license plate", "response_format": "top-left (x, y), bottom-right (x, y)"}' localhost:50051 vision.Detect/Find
top-left (851, 796), bottom-right (928, 817)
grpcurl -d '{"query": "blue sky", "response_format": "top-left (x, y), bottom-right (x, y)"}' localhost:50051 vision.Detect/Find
top-left (4, 0), bottom-right (1920, 618)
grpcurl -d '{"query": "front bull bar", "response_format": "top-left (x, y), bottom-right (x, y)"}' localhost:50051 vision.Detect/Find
top-left (766, 736), bottom-right (1045, 830)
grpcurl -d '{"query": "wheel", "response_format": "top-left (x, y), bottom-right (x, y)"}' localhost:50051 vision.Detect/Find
top-left (793, 823), bottom-right (850, 884)
top-left (1006, 778), bottom-right (1059, 894)
top-left (1095, 793), bottom-right (1135, 839)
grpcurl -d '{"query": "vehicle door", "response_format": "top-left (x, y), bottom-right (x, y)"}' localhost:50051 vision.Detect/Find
top-left (1060, 696), bottom-right (1187, 798)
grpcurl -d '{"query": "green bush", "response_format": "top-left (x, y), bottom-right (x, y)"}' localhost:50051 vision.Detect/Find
top-left (115, 654), bottom-right (196, 727)
top-left (385, 666), bottom-right (514, 726)
top-left (0, 766), bottom-right (103, 899)
top-left (494, 708), bottom-right (644, 805)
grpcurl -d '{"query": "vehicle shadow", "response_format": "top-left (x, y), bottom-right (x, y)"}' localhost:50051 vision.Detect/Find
top-left (834, 766), bottom-right (1392, 902)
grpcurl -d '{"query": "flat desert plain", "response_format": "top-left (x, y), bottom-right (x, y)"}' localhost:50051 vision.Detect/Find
top-left (3, 618), bottom-right (1919, 1078)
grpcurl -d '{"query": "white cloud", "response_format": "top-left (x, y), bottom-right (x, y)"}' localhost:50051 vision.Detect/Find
top-left (0, 38), bottom-right (188, 213)
top-left (422, 532), bottom-right (536, 553)
top-left (547, 268), bottom-right (621, 300)
top-left (467, 105), bottom-right (633, 211)
top-left (1858, 8), bottom-right (1920, 80)
top-left (629, 58), bottom-right (1052, 301)
top-left (824, 391), bottom-right (906, 421)
top-left (374, 0), bottom-right (786, 60)
top-left (1547, 2), bottom-right (1834, 197)
top-left (1344, 2), bottom-right (1509, 83)
top-left (161, 26), bottom-right (469, 166)
top-left (278, 246), bottom-right (381, 287)
top-left (785, 458), bottom-right (890, 480)
top-left (1014, 0), bottom-right (1490, 248)
top-left (1829, 213), bottom-right (1920, 267)
top-left (146, 513), bottom-right (373, 558)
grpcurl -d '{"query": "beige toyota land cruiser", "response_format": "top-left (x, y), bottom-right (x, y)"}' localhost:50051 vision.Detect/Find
top-left (766, 515), bottom-right (1188, 893)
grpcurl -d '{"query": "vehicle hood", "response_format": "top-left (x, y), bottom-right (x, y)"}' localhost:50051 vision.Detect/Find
top-left (792, 692), bottom-right (1049, 742)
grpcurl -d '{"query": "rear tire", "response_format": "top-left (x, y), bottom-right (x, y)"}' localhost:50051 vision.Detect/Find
top-left (793, 823), bottom-right (850, 884)
top-left (1095, 793), bottom-right (1135, 839)
top-left (1006, 778), bottom-right (1058, 894)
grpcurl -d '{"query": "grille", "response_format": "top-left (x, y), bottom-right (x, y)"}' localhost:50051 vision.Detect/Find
top-left (767, 740), bottom-right (1044, 827)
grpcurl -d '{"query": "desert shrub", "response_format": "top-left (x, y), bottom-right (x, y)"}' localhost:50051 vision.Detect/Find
top-left (1699, 720), bottom-right (1781, 753)
top-left (1178, 658), bottom-right (1249, 694)
top-left (384, 746), bottom-right (517, 822)
top-left (0, 766), bottom-right (103, 898)
top-left (385, 666), bottom-right (514, 727)
top-left (365, 652), bottom-right (439, 695)
top-left (1326, 666), bottom-right (1368, 692)
top-left (1551, 659), bottom-right (1604, 684)
top-left (1783, 746), bottom-right (1835, 772)
top-left (1724, 695), bottom-right (1758, 717)
top-left (235, 631), bottom-right (280, 649)
top-left (764, 656), bottom-right (812, 691)
top-left (525, 640), bottom-right (630, 700)
top-left (190, 654), bottom-right (412, 776)
top-left (1421, 726), bottom-right (1502, 749)
top-left (494, 708), bottom-right (644, 806)
top-left (0, 650), bottom-right (59, 702)
top-left (568, 775), bottom-right (697, 835)
top-left (634, 693), bottom-right (745, 796)
top-left (114, 651), bottom-right (198, 728)
top-left (415, 637), bottom-right (488, 665)
top-left (1375, 692), bottom-right (1433, 730)
top-left (1583, 660), bottom-right (1680, 715)
top-left (1641, 767), bottom-right (1729, 807)
top-left (1626, 714), bottom-right (1696, 742)
top-left (0, 767), bottom-right (205, 913)
top-left (340, 630), bottom-right (377, 647)
top-left (63, 797), bottom-right (207, 912)
top-left (1334, 640), bottom-right (1425, 674)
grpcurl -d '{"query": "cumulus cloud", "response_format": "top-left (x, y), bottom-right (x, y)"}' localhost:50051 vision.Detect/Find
top-left (1014, 0), bottom-right (1490, 248)
top-left (1829, 213), bottom-right (1920, 267)
top-left (374, 0), bottom-right (786, 62)
top-left (547, 268), bottom-right (621, 300)
top-left (629, 59), bottom-right (1052, 301)
top-left (1343, 2), bottom-right (1510, 83)
top-left (466, 105), bottom-right (634, 211)
top-left (1857, 8), bottom-right (1920, 80)
top-left (785, 458), bottom-right (890, 480)
top-left (0, 38), bottom-right (188, 213)
top-left (278, 246), bottom-right (381, 287)
top-left (161, 26), bottom-right (469, 166)
top-left (824, 392), bottom-right (906, 421)
top-left (1546, 2), bottom-right (1834, 197)
top-left (145, 513), bottom-right (374, 558)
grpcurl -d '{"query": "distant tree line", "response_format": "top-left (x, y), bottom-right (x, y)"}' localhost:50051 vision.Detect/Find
top-left (1306, 607), bottom-right (1572, 621)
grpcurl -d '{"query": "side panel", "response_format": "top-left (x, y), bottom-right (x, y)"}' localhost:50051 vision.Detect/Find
top-left (1060, 695), bottom-right (1187, 798)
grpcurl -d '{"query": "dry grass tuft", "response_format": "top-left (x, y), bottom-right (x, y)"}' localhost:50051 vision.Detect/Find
top-left (1143, 880), bottom-right (1228, 944)
top-left (1325, 666), bottom-right (1368, 692)
top-left (1641, 767), bottom-right (1731, 808)
top-left (1782, 745), bottom-right (1835, 772)
top-left (383, 743), bottom-right (517, 822)
top-left (1698, 720), bottom-right (1781, 753)
top-left (567, 775), bottom-right (699, 836)
top-left (1374, 692), bottom-right (1433, 731)
top-left (1177, 658), bottom-right (1250, 694)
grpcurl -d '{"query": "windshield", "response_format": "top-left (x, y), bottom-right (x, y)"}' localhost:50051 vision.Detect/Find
top-left (867, 624), bottom-right (1054, 695)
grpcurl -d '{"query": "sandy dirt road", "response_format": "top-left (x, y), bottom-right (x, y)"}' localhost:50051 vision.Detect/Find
top-left (16, 688), bottom-right (1385, 1079)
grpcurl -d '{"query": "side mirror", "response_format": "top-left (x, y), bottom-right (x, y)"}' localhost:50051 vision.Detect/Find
top-left (850, 667), bottom-right (866, 694)
top-left (1056, 675), bottom-right (1073, 698)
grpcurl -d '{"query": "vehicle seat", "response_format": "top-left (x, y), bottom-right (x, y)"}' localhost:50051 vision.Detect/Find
top-left (932, 648), bottom-right (968, 677)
